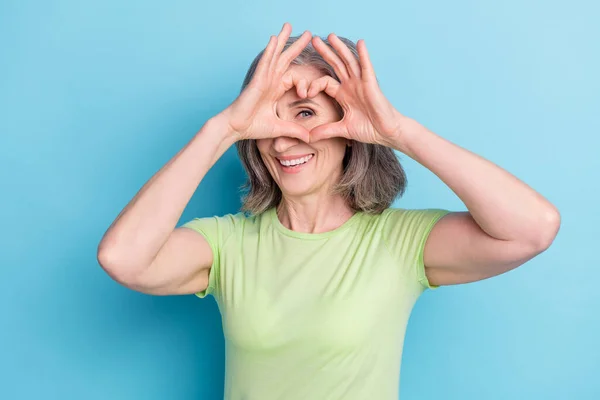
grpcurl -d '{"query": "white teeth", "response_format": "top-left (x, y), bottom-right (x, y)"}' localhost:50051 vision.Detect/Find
top-left (279, 154), bottom-right (313, 167)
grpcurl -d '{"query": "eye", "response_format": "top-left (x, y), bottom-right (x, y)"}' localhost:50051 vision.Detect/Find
top-left (296, 109), bottom-right (314, 119)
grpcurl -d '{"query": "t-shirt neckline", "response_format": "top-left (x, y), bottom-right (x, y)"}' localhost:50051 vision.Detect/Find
top-left (268, 207), bottom-right (362, 240)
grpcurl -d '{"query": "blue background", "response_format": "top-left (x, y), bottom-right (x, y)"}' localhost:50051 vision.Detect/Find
top-left (1, 0), bottom-right (598, 399)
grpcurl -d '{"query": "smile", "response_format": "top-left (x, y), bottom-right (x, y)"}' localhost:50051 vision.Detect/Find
top-left (278, 154), bottom-right (313, 166)
top-left (276, 154), bottom-right (314, 172)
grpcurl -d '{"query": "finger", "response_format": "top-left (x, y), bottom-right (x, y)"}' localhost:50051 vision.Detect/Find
top-left (328, 34), bottom-right (361, 78)
top-left (296, 79), bottom-right (309, 98)
top-left (311, 36), bottom-right (349, 81)
top-left (273, 121), bottom-right (310, 143)
top-left (270, 23), bottom-right (293, 70)
top-left (278, 30), bottom-right (312, 71)
top-left (281, 70), bottom-right (308, 98)
top-left (254, 35), bottom-right (278, 77)
top-left (307, 75), bottom-right (340, 99)
top-left (281, 69), bottom-right (297, 92)
top-left (310, 122), bottom-right (348, 142)
top-left (356, 39), bottom-right (376, 82)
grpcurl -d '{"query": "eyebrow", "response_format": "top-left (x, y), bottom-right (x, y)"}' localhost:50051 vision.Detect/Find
top-left (287, 98), bottom-right (319, 108)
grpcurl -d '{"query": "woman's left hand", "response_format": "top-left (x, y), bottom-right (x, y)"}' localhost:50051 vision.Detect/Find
top-left (307, 34), bottom-right (406, 147)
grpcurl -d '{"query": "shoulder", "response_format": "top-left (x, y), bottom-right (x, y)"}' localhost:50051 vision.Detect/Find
top-left (349, 207), bottom-right (448, 227)
top-left (376, 207), bottom-right (451, 238)
top-left (180, 210), bottom-right (268, 237)
top-left (347, 207), bottom-right (447, 240)
top-left (381, 207), bottom-right (450, 222)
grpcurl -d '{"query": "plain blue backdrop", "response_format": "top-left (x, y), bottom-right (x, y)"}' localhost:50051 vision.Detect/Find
top-left (1, 0), bottom-right (598, 399)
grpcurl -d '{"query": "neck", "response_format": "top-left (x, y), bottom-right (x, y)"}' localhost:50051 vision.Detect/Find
top-left (276, 193), bottom-right (355, 234)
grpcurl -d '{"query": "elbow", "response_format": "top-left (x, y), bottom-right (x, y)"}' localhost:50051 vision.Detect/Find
top-left (96, 245), bottom-right (127, 283)
top-left (96, 243), bottom-right (146, 286)
top-left (530, 206), bottom-right (561, 252)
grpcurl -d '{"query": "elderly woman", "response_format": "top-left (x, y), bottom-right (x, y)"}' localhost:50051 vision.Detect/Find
top-left (98, 23), bottom-right (560, 400)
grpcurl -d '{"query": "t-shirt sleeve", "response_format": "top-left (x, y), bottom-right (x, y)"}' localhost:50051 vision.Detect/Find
top-left (382, 208), bottom-right (451, 292)
top-left (179, 214), bottom-right (237, 299)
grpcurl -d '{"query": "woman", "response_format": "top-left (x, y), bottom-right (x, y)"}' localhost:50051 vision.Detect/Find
top-left (98, 23), bottom-right (560, 400)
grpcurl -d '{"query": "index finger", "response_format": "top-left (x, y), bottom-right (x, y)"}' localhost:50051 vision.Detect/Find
top-left (328, 34), bottom-right (361, 78)
top-left (356, 39), bottom-right (376, 82)
top-left (271, 23), bottom-right (294, 68)
top-left (281, 70), bottom-right (309, 98)
top-left (277, 31), bottom-right (312, 72)
top-left (311, 36), bottom-right (349, 81)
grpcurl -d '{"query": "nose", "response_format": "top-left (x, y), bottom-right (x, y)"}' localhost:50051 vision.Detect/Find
top-left (272, 136), bottom-right (300, 153)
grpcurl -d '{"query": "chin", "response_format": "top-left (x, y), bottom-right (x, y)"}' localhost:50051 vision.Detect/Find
top-left (277, 180), bottom-right (317, 198)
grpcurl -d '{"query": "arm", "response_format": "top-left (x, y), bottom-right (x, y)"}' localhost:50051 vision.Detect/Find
top-left (97, 115), bottom-right (237, 295)
top-left (97, 23), bottom-right (312, 295)
top-left (308, 34), bottom-right (560, 286)
top-left (393, 118), bottom-right (561, 286)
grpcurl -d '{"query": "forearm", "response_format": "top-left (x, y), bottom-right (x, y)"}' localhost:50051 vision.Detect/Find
top-left (393, 116), bottom-right (560, 247)
top-left (97, 113), bottom-right (237, 273)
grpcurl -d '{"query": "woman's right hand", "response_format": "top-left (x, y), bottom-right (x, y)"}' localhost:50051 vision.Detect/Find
top-left (221, 23), bottom-right (313, 142)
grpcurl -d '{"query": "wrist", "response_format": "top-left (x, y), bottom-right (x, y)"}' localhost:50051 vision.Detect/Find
top-left (388, 115), bottom-right (426, 157)
top-left (194, 112), bottom-right (239, 152)
top-left (206, 110), bottom-right (240, 145)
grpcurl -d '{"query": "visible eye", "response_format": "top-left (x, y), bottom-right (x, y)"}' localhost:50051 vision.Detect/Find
top-left (296, 109), bottom-right (314, 119)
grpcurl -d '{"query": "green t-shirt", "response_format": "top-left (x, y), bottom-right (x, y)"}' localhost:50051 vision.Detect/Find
top-left (182, 206), bottom-right (449, 400)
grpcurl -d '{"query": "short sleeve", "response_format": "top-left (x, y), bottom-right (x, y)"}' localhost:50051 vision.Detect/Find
top-left (180, 214), bottom-right (238, 299)
top-left (382, 208), bottom-right (451, 292)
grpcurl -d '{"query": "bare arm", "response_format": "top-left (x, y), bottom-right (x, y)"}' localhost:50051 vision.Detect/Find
top-left (308, 34), bottom-right (560, 286)
top-left (397, 120), bottom-right (561, 286)
top-left (97, 115), bottom-right (236, 295)
top-left (97, 23), bottom-right (312, 295)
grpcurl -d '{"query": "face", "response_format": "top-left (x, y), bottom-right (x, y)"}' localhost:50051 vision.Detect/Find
top-left (256, 64), bottom-right (349, 198)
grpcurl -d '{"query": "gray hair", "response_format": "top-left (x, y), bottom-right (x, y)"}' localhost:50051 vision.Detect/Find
top-left (236, 35), bottom-right (407, 215)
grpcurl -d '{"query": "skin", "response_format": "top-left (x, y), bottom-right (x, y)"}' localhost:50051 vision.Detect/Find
top-left (305, 29), bottom-right (561, 285)
top-left (97, 23), bottom-right (561, 296)
top-left (256, 64), bottom-right (354, 233)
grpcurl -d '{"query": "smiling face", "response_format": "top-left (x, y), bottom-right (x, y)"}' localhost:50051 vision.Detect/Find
top-left (255, 64), bottom-right (349, 199)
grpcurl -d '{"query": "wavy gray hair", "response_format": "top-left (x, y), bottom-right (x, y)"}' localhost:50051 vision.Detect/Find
top-left (236, 35), bottom-right (407, 215)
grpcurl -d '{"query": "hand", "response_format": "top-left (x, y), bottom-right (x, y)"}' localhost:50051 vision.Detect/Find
top-left (221, 23), bottom-right (312, 142)
top-left (307, 34), bottom-right (405, 147)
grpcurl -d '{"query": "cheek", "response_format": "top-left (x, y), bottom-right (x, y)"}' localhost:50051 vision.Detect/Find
top-left (317, 139), bottom-right (348, 165)
top-left (255, 139), bottom-right (275, 170)
top-left (255, 139), bottom-right (271, 154)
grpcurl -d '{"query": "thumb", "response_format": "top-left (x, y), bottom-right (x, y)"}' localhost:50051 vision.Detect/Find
top-left (309, 122), bottom-right (348, 142)
top-left (273, 121), bottom-right (311, 143)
